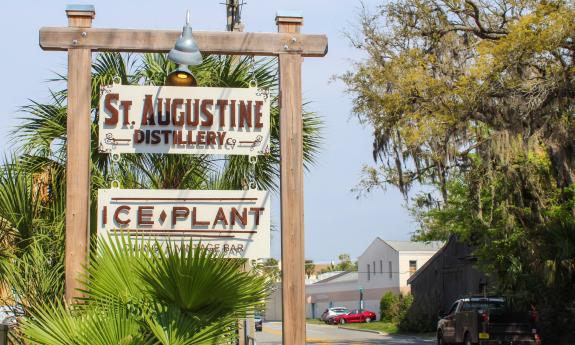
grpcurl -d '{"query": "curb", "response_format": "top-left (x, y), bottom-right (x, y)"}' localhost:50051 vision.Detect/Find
top-left (337, 326), bottom-right (388, 335)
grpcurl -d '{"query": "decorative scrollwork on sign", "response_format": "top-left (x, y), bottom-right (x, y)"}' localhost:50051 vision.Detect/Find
top-left (238, 136), bottom-right (263, 151)
top-left (105, 133), bottom-right (131, 146)
top-left (100, 84), bottom-right (114, 97)
top-left (256, 88), bottom-right (270, 102)
top-left (226, 138), bottom-right (237, 150)
top-left (250, 135), bottom-right (263, 151)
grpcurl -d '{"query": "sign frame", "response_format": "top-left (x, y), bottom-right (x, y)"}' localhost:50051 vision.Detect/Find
top-left (97, 188), bottom-right (271, 259)
top-left (98, 84), bottom-right (271, 156)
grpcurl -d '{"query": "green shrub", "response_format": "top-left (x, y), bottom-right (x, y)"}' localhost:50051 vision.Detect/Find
top-left (379, 291), bottom-right (398, 322)
top-left (398, 294), bottom-right (413, 319)
top-left (398, 294), bottom-right (437, 332)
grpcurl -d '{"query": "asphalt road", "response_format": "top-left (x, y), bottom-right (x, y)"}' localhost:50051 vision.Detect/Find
top-left (255, 322), bottom-right (435, 345)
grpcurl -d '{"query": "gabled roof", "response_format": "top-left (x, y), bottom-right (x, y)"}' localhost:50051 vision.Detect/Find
top-left (358, 238), bottom-right (443, 261)
top-left (313, 271), bottom-right (358, 284)
top-left (382, 240), bottom-right (443, 252)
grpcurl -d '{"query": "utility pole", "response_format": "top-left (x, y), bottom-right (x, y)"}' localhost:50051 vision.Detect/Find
top-left (226, 0), bottom-right (244, 32)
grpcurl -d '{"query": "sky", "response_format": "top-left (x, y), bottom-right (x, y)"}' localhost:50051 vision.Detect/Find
top-left (0, 0), bottom-right (416, 262)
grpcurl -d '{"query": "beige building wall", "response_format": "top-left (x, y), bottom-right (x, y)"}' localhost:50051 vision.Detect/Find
top-left (398, 251), bottom-right (437, 288)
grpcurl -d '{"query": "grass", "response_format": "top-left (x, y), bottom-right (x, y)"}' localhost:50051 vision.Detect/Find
top-left (305, 319), bottom-right (399, 334)
top-left (338, 321), bottom-right (399, 334)
top-left (305, 319), bottom-right (434, 337)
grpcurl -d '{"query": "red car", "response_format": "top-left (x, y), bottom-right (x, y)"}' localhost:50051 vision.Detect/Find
top-left (329, 309), bottom-right (376, 324)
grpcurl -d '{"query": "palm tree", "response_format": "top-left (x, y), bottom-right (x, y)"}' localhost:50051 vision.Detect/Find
top-left (304, 260), bottom-right (316, 279)
top-left (21, 236), bottom-right (270, 344)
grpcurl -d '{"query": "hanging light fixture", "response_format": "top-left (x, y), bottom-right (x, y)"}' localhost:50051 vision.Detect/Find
top-left (166, 11), bottom-right (202, 86)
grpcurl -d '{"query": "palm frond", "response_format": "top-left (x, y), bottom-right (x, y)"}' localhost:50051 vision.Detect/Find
top-left (0, 158), bottom-right (41, 247)
top-left (121, 154), bottom-right (213, 189)
top-left (0, 240), bottom-right (64, 313)
top-left (22, 303), bottom-right (146, 345)
top-left (139, 240), bottom-right (270, 319)
top-left (79, 235), bottom-right (148, 312)
top-left (12, 92), bottom-right (67, 157)
top-left (145, 304), bottom-right (235, 345)
top-left (92, 52), bottom-right (139, 109)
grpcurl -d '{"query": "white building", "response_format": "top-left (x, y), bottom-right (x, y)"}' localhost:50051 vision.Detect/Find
top-left (305, 238), bottom-right (442, 320)
top-left (305, 271), bottom-right (359, 319)
top-left (357, 239), bottom-right (442, 318)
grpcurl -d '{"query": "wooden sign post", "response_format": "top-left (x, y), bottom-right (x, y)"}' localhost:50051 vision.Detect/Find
top-left (40, 6), bottom-right (327, 345)
top-left (277, 13), bottom-right (306, 345)
top-left (63, 5), bottom-right (94, 301)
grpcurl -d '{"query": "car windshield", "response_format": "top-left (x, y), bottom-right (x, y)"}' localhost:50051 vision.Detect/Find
top-left (462, 300), bottom-right (506, 312)
top-left (333, 308), bottom-right (348, 312)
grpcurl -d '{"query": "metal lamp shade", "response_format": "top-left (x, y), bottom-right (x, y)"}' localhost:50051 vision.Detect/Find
top-left (167, 25), bottom-right (202, 66)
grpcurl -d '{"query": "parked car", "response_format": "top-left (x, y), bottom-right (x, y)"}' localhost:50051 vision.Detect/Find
top-left (254, 314), bottom-right (262, 332)
top-left (320, 307), bottom-right (349, 322)
top-left (329, 309), bottom-right (376, 324)
top-left (437, 297), bottom-right (541, 345)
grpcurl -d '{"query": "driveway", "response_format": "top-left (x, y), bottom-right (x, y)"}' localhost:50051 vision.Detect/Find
top-left (255, 322), bottom-right (435, 345)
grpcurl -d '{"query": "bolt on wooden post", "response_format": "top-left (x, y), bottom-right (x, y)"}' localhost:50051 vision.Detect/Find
top-left (64, 4), bottom-right (94, 302)
top-left (277, 11), bottom-right (306, 345)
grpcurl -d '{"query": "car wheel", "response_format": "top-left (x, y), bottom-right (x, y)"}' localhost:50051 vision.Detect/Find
top-left (437, 330), bottom-right (444, 345)
top-left (464, 332), bottom-right (472, 345)
top-left (339, 318), bottom-right (346, 325)
top-left (365, 317), bottom-right (372, 323)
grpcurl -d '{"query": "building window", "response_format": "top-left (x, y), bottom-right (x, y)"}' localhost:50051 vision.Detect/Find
top-left (380, 260), bottom-right (383, 274)
top-left (367, 264), bottom-right (370, 281)
top-left (409, 260), bottom-right (417, 275)
top-left (373, 261), bottom-right (376, 275)
top-left (388, 261), bottom-right (392, 279)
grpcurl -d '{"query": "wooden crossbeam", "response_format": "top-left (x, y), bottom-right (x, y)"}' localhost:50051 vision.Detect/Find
top-left (39, 27), bottom-right (328, 57)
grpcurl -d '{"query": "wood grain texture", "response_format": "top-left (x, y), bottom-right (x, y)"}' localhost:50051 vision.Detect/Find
top-left (278, 17), bottom-right (306, 345)
top-left (39, 27), bottom-right (328, 57)
top-left (65, 12), bottom-right (93, 302)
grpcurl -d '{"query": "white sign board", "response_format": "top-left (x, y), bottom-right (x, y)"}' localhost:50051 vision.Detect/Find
top-left (97, 189), bottom-right (271, 259)
top-left (98, 84), bottom-right (270, 155)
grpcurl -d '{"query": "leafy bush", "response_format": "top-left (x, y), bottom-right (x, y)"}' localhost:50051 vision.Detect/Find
top-left (379, 292), bottom-right (398, 322)
top-left (397, 294), bottom-right (437, 332)
top-left (398, 294), bottom-right (413, 320)
top-left (398, 312), bottom-right (435, 333)
top-left (379, 292), bottom-right (414, 323)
